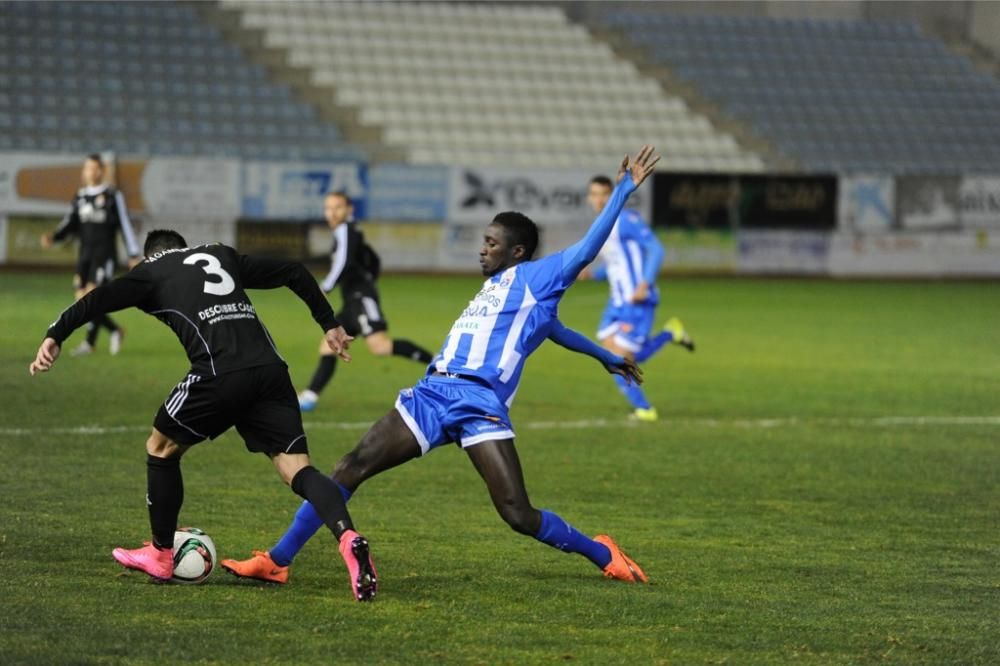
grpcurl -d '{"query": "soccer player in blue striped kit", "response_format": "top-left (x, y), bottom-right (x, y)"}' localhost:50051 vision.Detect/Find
top-left (582, 175), bottom-right (695, 422)
top-left (223, 146), bottom-right (659, 586)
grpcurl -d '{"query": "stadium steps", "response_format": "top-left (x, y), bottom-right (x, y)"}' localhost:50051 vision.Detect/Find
top-left (209, 0), bottom-right (765, 172)
top-left (579, 21), bottom-right (799, 173)
top-left (944, 38), bottom-right (1000, 84)
top-left (188, 1), bottom-right (405, 163)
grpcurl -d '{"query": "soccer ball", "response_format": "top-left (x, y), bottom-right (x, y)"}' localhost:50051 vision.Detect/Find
top-left (171, 527), bottom-right (217, 585)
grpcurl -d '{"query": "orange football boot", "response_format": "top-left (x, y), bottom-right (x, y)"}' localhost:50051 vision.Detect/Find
top-left (594, 534), bottom-right (648, 583)
top-left (220, 550), bottom-right (289, 584)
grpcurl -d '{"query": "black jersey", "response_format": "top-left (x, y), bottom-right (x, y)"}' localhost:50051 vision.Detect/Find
top-left (52, 184), bottom-right (140, 261)
top-left (319, 221), bottom-right (381, 296)
top-left (46, 244), bottom-right (341, 377)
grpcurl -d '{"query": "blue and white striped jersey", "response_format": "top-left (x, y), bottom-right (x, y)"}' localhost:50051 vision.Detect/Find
top-left (596, 209), bottom-right (664, 307)
top-left (431, 175), bottom-right (640, 407)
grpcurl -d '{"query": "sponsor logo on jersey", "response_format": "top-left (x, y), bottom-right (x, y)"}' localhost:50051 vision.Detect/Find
top-left (197, 302), bottom-right (257, 323)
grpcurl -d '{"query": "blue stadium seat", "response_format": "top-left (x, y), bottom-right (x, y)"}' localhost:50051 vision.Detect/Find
top-left (604, 10), bottom-right (1000, 172)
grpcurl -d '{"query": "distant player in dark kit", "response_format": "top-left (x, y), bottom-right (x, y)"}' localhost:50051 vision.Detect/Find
top-left (298, 191), bottom-right (433, 411)
top-left (41, 153), bottom-right (141, 357)
top-left (223, 146), bottom-right (659, 587)
top-left (29, 230), bottom-right (378, 601)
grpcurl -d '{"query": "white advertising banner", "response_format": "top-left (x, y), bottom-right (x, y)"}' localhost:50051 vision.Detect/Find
top-left (0, 152), bottom-right (89, 215)
top-left (828, 230), bottom-right (1000, 276)
top-left (896, 176), bottom-right (961, 230)
top-left (446, 166), bottom-right (652, 227)
top-left (957, 176), bottom-right (1000, 228)
top-left (838, 175), bottom-right (895, 231)
top-left (0, 152), bottom-right (241, 220)
top-left (139, 159), bottom-right (241, 221)
top-left (737, 230), bottom-right (829, 274)
top-left (241, 161), bottom-right (367, 220)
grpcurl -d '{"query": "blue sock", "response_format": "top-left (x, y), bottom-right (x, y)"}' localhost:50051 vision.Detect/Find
top-left (534, 509), bottom-right (612, 569)
top-left (269, 483), bottom-right (353, 566)
top-left (635, 331), bottom-right (673, 364)
top-left (614, 374), bottom-right (651, 410)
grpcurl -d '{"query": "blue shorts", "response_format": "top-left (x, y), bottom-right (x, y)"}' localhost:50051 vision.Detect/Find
top-left (596, 302), bottom-right (656, 354)
top-left (395, 375), bottom-right (515, 455)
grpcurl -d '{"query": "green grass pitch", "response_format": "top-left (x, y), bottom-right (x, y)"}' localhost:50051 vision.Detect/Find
top-left (1, 272), bottom-right (998, 664)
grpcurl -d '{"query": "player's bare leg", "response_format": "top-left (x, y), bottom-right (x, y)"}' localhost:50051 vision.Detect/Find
top-left (331, 409), bottom-right (423, 491)
top-left (465, 439), bottom-right (647, 583)
top-left (111, 428), bottom-right (189, 580)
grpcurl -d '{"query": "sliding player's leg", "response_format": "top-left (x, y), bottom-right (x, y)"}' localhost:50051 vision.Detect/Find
top-left (464, 438), bottom-right (647, 583)
top-left (272, 451), bottom-right (377, 601)
top-left (222, 409), bottom-right (421, 582)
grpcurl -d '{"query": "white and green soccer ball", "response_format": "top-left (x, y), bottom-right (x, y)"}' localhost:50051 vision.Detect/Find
top-left (171, 527), bottom-right (217, 585)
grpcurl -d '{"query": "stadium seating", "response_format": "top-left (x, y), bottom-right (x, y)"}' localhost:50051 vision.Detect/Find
top-left (220, 0), bottom-right (765, 172)
top-left (0, 1), bottom-right (362, 160)
top-left (601, 12), bottom-right (1000, 174)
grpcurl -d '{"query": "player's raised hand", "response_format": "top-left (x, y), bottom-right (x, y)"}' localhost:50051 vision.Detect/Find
top-left (324, 326), bottom-right (354, 362)
top-left (617, 145), bottom-right (660, 188)
top-left (606, 356), bottom-right (643, 386)
top-left (29, 338), bottom-right (61, 376)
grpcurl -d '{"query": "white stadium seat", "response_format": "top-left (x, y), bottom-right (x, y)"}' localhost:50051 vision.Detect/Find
top-left (221, 0), bottom-right (763, 171)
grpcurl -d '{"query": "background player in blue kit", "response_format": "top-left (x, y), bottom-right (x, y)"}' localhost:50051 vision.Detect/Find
top-left (223, 146), bottom-right (659, 586)
top-left (582, 175), bottom-right (695, 422)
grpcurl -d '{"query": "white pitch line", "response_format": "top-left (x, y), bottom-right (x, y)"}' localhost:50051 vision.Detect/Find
top-left (2, 416), bottom-right (1000, 438)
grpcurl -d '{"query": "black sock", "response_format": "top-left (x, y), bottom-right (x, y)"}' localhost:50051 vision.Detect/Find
top-left (101, 314), bottom-right (119, 332)
top-left (392, 339), bottom-right (433, 364)
top-left (86, 321), bottom-right (99, 346)
top-left (147, 455), bottom-right (183, 550)
top-left (307, 356), bottom-right (337, 394)
top-left (290, 466), bottom-right (353, 540)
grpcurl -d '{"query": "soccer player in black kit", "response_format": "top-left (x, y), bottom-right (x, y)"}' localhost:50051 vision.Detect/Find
top-left (41, 154), bottom-right (141, 356)
top-left (298, 191), bottom-right (433, 411)
top-left (29, 230), bottom-right (378, 601)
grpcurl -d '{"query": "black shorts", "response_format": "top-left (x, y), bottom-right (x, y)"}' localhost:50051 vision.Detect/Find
top-left (153, 364), bottom-right (309, 456)
top-left (76, 252), bottom-right (116, 287)
top-left (340, 285), bottom-right (388, 337)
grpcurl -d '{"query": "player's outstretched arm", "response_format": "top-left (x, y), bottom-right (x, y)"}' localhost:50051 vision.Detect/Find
top-left (559, 145), bottom-right (659, 284)
top-left (238, 254), bottom-right (353, 359)
top-left (547, 320), bottom-right (643, 386)
top-left (30, 277), bottom-right (152, 375)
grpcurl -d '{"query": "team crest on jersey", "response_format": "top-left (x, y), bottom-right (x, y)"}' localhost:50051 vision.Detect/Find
top-left (95, 194), bottom-right (105, 207)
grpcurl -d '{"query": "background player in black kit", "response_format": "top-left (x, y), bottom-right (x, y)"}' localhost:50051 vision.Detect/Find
top-left (29, 230), bottom-right (378, 601)
top-left (298, 191), bottom-right (433, 411)
top-left (41, 154), bottom-right (141, 357)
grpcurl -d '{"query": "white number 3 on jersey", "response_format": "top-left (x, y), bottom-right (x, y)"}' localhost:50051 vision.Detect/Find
top-left (184, 252), bottom-right (236, 296)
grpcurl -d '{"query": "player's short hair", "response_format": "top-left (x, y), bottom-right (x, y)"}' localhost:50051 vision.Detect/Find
top-left (589, 175), bottom-right (614, 190)
top-left (85, 153), bottom-right (104, 167)
top-left (144, 229), bottom-right (188, 256)
top-left (325, 190), bottom-right (352, 206)
top-left (492, 211), bottom-right (539, 260)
